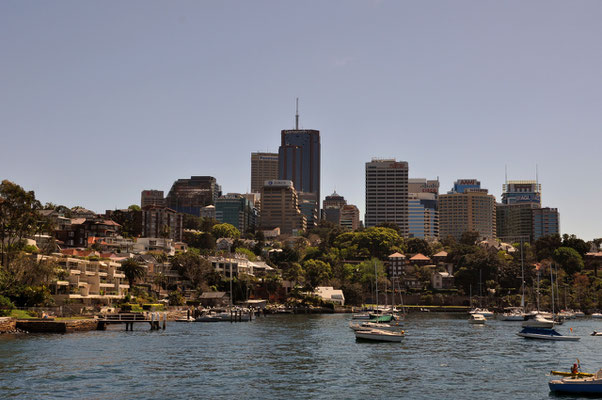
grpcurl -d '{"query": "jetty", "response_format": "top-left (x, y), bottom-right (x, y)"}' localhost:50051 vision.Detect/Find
top-left (97, 312), bottom-right (167, 331)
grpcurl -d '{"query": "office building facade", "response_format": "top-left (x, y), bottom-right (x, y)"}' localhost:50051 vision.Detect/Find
top-left (532, 207), bottom-right (560, 241)
top-left (166, 176), bottom-right (221, 216)
top-left (439, 180), bottom-right (496, 241)
top-left (141, 190), bottom-right (166, 208)
top-left (365, 159), bottom-right (409, 236)
top-left (215, 194), bottom-right (257, 233)
top-left (260, 180), bottom-right (306, 235)
top-left (251, 152), bottom-right (279, 194)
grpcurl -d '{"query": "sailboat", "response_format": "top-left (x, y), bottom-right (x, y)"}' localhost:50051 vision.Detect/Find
top-left (501, 239), bottom-right (528, 321)
top-left (469, 270), bottom-right (494, 317)
top-left (517, 263), bottom-right (579, 341)
top-left (354, 260), bottom-right (405, 342)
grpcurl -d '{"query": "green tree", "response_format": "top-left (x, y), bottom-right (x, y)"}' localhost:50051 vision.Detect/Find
top-left (534, 234), bottom-right (562, 261)
top-left (211, 223), bottom-right (241, 239)
top-left (120, 258), bottom-right (146, 288)
top-left (553, 247), bottom-right (584, 275)
top-left (171, 250), bottom-right (213, 290)
top-left (281, 262), bottom-right (304, 285)
top-left (333, 227), bottom-right (404, 260)
top-left (128, 204), bottom-right (141, 212)
top-left (0, 180), bottom-right (48, 268)
top-left (561, 234), bottom-right (589, 257)
top-left (302, 259), bottom-right (332, 290)
top-left (406, 238), bottom-right (432, 256)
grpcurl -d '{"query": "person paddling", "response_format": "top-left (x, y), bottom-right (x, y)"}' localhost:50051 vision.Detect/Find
top-left (571, 363), bottom-right (579, 375)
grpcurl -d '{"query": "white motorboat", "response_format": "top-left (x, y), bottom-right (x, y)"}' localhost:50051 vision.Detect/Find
top-left (516, 327), bottom-right (580, 341)
top-left (469, 314), bottom-right (486, 324)
top-left (352, 313), bottom-right (372, 320)
top-left (349, 321), bottom-right (404, 332)
top-left (591, 313), bottom-right (602, 319)
top-left (469, 308), bottom-right (494, 317)
top-left (591, 331), bottom-right (602, 336)
top-left (522, 314), bottom-right (555, 328)
top-left (574, 310), bottom-right (585, 317)
top-left (499, 309), bottom-right (526, 321)
top-left (354, 328), bottom-right (405, 342)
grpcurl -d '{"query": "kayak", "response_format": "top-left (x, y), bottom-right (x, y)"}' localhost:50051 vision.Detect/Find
top-left (551, 371), bottom-right (594, 377)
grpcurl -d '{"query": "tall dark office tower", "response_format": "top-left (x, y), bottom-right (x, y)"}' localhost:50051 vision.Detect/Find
top-left (166, 176), bottom-right (221, 216)
top-left (278, 101), bottom-right (321, 226)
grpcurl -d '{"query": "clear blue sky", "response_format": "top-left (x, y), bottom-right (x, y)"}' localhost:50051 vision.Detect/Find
top-left (1, 1), bottom-right (600, 240)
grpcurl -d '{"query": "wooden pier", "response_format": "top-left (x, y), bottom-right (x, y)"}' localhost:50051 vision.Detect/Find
top-left (97, 313), bottom-right (167, 331)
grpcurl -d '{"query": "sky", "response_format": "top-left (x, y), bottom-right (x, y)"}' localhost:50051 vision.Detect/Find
top-left (1, 1), bottom-right (601, 241)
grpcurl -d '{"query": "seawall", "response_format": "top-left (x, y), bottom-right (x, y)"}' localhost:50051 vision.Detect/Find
top-left (16, 319), bottom-right (99, 333)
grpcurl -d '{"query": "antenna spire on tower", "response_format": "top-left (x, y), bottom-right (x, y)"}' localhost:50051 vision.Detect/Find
top-left (295, 98), bottom-right (299, 130)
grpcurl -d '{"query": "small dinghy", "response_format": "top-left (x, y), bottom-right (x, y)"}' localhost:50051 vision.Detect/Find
top-left (591, 331), bottom-right (602, 336)
top-left (549, 369), bottom-right (602, 394)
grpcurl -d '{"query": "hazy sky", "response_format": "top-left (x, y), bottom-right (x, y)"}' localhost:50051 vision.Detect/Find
top-left (1, 1), bottom-right (601, 240)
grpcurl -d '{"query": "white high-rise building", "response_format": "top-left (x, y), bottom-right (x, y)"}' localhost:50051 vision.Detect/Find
top-left (365, 158), bottom-right (408, 236)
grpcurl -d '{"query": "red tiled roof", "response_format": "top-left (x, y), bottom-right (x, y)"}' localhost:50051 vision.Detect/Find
top-left (388, 252), bottom-right (406, 258)
top-left (410, 253), bottom-right (431, 261)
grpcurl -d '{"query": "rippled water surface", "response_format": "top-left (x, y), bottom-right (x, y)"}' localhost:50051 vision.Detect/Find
top-left (1, 313), bottom-right (602, 399)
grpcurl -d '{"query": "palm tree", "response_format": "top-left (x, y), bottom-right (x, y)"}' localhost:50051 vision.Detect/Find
top-left (120, 258), bottom-right (146, 288)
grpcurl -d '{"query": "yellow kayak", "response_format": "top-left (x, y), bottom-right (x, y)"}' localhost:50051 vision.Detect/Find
top-left (550, 370), bottom-right (594, 377)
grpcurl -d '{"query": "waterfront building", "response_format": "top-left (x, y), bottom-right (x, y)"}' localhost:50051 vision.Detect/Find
top-left (251, 152), bottom-right (279, 194)
top-left (532, 207), bottom-right (560, 240)
top-left (260, 180), bottom-right (306, 235)
top-left (215, 194), bottom-right (257, 232)
top-left (278, 108), bottom-right (320, 222)
top-left (313, 287), bottom-right (345, 305)
top-left (47, 254), bottom-right (129, 305)
top-left (340, 205), bottom-right (361, 231)
top-left (141, 190), bottom-right (166, 208)
top-left (365, 158), bottom-right (409, 236)
top-left (141, 205), bottom-right (183, 242)
top-left (166, 176), bottom-right (222, 216)
top-left (439, 180), bottom-right (496, 241)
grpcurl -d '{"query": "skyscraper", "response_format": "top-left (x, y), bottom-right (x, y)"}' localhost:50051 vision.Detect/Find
top-left (278, 103), bottom-right (320, 226)
top-left (365, 158), bottom-right (409, 236)
top-left (251, 152), bottom-right (279, 194)
top-left (140, 190), bottom-right (166, 208)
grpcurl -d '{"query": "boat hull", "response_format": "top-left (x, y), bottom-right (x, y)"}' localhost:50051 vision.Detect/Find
top-left (549, 381), bottom-right (602, 394)
top-left (355, 329), bottom-right (405, 342)
top-left (516, 332), bottom-right (580, 341)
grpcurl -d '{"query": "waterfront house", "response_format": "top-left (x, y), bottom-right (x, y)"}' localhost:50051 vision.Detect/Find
top-left (199, 291), bottom-right (229, 307)
top-left (431, 271), bottom-right (454, 290)
top-left (313, 286), bottom-right (345, 305)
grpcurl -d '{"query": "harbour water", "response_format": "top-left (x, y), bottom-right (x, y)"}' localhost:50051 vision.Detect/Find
top-left (1, 313), bottom-right (602, 399)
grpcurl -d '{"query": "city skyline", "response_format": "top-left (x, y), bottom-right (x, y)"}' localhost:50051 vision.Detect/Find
top-left (1, 1), bottom-right (601, 240)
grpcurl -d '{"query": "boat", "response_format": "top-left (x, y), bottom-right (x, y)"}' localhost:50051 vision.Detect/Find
top-left (549, 369), bottom-right (602, 394)
top-left (354, 328), bottom-right (405, 342)
top-left (516, 327), bottom-right (580, 341)
top-left (522, 314), bottom-right (555, 328)
top-left (175, 316), bottom-right (195, 322)
top-left (469, 308), bottom-right (494, 317)
top-left (349, 321), bottom-right (404, 332)
top-left (592, 313), bottom-right (602, 319)
top-left (551, 370), bottom-right (594, 378)
top-left (499, 308), bottom-right (526, 321)
top-left (591, 331), bottom-right (602, 336)
top-left (574, 310), bottom-right (585, 317)
top-left (469, 314), bottom-right (486, 324)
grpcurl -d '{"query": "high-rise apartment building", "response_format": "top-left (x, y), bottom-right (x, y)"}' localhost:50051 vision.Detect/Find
top-left (141, 206), bottom-right (183, 241)
top-left (260, 180), bottom-right (306, 235)
top-left (251, 152), bottom-right (279, 194)
top-left (141, 190), bottom-right (166, 208)
top-left (365, 158), bottom-right (409, 236)
top-left (166, 176), bottom-right (221, 216)
top-left (323, 191), bottom-right (347, 225)
top-left (439, 180), bottom-right (496, 241)
top-left (278, 109), bottom-right (320, 223)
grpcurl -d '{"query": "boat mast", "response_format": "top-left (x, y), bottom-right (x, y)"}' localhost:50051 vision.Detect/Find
top-left (536, 268), bottom-right (540, 312)
top-left (374, 260), bottom-right (378, 309)
top-left (520, 238), bottom-right (525, 310)
top-left (550, 263), bottom-right (555, 316)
